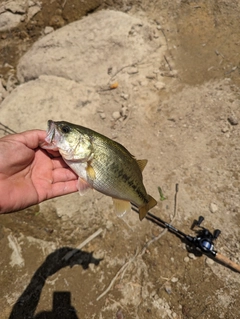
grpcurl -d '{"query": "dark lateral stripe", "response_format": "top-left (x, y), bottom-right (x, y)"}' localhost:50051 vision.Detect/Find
top-left (108, 161), bottom-right (148, 204)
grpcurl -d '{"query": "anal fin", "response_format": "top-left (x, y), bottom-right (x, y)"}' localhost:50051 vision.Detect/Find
top-left (112, 198), bottom-right (132, 217)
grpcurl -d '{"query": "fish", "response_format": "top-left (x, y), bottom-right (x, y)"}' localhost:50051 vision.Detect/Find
top-left (42, 120), bottom-right (157, 220)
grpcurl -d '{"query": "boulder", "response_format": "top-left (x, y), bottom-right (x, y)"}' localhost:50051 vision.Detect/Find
top-left (17, 10), bottom-right (162, 86)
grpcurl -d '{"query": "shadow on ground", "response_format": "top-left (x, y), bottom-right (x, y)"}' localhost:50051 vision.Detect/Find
top-left (9, 247), bottom-right (102, 319)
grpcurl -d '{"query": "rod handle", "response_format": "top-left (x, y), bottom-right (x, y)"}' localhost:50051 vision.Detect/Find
top-left (215, 252), bottom-right (240, 273)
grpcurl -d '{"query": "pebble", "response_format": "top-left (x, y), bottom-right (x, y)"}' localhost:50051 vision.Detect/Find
top-left (206, 257), bottom-right (214, 265)
top-left (99, 112), bottom-right (106, 120)
top-left (127, 67), bottom-right (138, 74)
top-left (184, 256), bottom-right (190, 263)
top-left (165, 284), bottom-right (172, 294)
top-left (27, 5), bottom-right (42, 22)
top-left (28, 0), bottom-right (36, 6)
top-left (44, 26), bottom-right (54, 35)
top-left (112, 111), bottom-right (121, 120)
top-left (20, 16), bottom-right (26, 22)
top-left (110, 82), bottom-right (118, 89)
top-left (146, 74), bottom-right (156, 79)
top-left (170, 70), bottom-right (178, 76)
top-left (228, 115), bottom-right (238, 126)
top-left (210, 202), bottom-right (218, 213)
top-left (140, 80), bottom-right (148, 86)
top-left (221, 126), bottom-right (229, 133)
top-left (120, 105), bottom-right (128, 118)
top-left (171, 277), bottom-right (178, 283)
top-left (111, 133), bottom-right (118, 139)
top-left (225, 133), bottom-right (230, 138)
top-left (188, 253), bottom-right (197, 260)
top-left (106, 220), bottom-right (113, 230)
top-left (120, 93), bottom-right (129, 100)
top-left (116, 309), bottom-right (124, 319)
top-left (49, 15), bottom-right (65, 28)
top-left (4, 63), bottom-right (14, 69)
top-left (154, 81), bottom-right (166, 90)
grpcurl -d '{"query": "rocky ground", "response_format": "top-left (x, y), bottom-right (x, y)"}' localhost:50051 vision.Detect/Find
top-left (0, 1), bottom-right (240, 318)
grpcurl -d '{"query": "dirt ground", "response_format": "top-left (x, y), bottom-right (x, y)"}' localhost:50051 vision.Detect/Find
top-left (1, 1), bottom-right (240, 318)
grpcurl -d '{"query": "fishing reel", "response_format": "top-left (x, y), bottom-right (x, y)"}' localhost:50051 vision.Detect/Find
top-left (188, 216), bottom-right (221, 256)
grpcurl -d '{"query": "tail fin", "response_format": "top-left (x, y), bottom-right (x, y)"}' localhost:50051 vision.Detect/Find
top-left (139, 195), bottom-right (157, 221)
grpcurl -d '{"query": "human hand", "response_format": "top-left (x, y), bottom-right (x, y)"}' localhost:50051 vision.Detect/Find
top-left (0, 130), bottom-right (78, 213)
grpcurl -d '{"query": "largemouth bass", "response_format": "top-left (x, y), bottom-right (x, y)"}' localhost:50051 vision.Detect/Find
top-left (43, 120), bottom-right (157, 220)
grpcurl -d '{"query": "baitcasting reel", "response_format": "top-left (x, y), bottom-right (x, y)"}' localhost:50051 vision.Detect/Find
top-left (188, 215), bottom-right (221, 256)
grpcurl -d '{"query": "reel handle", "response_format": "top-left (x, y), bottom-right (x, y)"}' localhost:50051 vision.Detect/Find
top-left (197, 216), bottom-right (204, 226)
top-left (213, 229), bottom-right (221, 239)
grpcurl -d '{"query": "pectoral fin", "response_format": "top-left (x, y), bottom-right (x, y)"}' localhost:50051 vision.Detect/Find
top-left (112, 198), bottom-right (132, 217)
top-left (86, 163), bottom-right (96, 180)
top-left (77, 177), bottom-right (91, 196)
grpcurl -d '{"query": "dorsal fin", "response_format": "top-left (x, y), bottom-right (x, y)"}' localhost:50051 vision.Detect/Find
top-left (136, 159), bottom-right (148, 172)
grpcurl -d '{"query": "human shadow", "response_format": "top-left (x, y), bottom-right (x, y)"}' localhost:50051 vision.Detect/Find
top-left (34, 291), bottom-right (78, 319)
top-left (9, 247), bottom-right (102, 319)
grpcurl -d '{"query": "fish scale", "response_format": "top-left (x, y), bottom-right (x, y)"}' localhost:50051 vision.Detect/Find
top-left (91, 150), bottom-right (147, 206)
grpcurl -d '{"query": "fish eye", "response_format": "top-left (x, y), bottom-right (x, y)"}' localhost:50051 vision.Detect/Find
top-left (61, 125), bottom-right (71, 134)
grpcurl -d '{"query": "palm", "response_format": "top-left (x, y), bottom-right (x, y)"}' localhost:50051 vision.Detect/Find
top-left (0, 130), bottom-right (78, 213)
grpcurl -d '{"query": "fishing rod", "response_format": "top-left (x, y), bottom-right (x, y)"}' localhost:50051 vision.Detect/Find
top-left (0, 122), bottom-right (17, 135)
top-left (146, 212), bottom-right (240, 272)
top-left (133, 185), bottom-right (240, 273)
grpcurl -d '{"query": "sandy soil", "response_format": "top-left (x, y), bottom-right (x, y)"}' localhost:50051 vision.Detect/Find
top-left (0, 1), bottom-right (240, 319)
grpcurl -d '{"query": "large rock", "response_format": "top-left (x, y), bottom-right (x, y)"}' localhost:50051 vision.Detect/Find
top-left (17, 10), bottom-right (162, 86)
top-left (0, 75), bottom-right (99, 133)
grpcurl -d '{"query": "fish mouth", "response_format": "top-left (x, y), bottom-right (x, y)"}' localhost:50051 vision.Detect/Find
top-left (45, 120), bottom-right (56, 144)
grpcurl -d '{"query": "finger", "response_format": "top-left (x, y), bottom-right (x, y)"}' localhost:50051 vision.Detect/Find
top-left (22, 130), bottom-right (47, 148)
top-left (5, 130), bottom-right (47, 149)
top-left (52, 167), bottom-right (78, 183)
